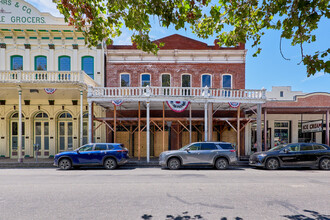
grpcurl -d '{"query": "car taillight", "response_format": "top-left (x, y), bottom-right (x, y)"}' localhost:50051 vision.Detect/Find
top-left (117, 150), bottom-right (127, 153)
top-left (230, 150), bottom-right (236, 152)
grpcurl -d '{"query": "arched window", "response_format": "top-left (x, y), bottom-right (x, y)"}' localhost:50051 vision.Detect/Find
top-left (201, 74), bottom-right (211, 87)
top-left (58, 112), bottom-right (73, 152)
top-left (120, 73), bottom-right (130, 87)
top-left (141, 74), bottom-right (151, 87)
top-left (35, 56), bottom-right (47, 71)
top-left (10, 112), bottom-right (25, 156)
top-left (58, 56), bottom-right (71, 71)
top-left (161, 74), bottom-right (171, 87)
top-left (82, 56), bottom-right (94, 79)
top-left (34, 112), bottom-right (49, 157)
top-left (11, 55), bottom-right (23, 70)
top-left (181, 74), bottom-right (191, 87)
top-left (222, 74), bottom-right (232, 89)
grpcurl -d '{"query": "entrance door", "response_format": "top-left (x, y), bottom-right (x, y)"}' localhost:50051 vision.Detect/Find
top-left (58, 112), bottom-right (73, 152)
top-left (10, 113), bottom-right (25, 158)
top-left (34, 112), bottom-right (49, 158)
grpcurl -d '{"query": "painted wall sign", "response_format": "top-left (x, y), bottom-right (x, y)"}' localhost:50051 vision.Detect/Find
top-left (0, 0), bottom-right (64, 25)
top-left (302, 120), bottom-right (323, 133)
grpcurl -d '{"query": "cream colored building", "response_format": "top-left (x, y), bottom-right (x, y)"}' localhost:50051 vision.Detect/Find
top-left (0, 0), bottom-right (106, 160)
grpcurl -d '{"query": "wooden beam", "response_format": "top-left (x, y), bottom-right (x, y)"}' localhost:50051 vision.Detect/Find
top-left (225, 120), bottom-right (237, 132)
top-left (237, 105), bottom-right (241, 157)
top-left (177, 120), bottom-right (189, 132)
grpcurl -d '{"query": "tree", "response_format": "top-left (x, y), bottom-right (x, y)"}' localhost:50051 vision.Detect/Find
top-left (54, 0), bottom-right (329, 76)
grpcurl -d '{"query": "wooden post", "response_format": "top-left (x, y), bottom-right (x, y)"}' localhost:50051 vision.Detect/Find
top-left (189, 104), bottom-right (192, 144)
top-left (88, 101), bottom-right (93, 143)
top-left (18, 89), bottom-right (23, 163)
top-left (257, 104), bottom-right (262, 152)
top-left (204, 102), bottom-right (208, 141)
top-left (91, 102), bottom-right (94, 143)
top-left (326, 110), bottom-right (329, 146)
top-left (114, 104), bottom-right (117, 143)
top-left (138, 101), bottom-right (141, 160)
top-left (146, 102), bottom-right (150, 163)
top-left (237, 105), bottom-right (240, 157)
top-left (163, 102), bottom-right (165, 152)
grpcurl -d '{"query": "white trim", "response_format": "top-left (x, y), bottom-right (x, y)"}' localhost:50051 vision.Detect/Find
top-left (160, 73), bottom-right (171, 87)
top-left (119, 72), bottom-right (131, 87)
top-left (181, 73), bottom-right (192, 87)
top-left (222, 74), bottom-right (232, 89)
top-left (140, 73), bottom-right (151, 87)
top-left (201, 73), bottom-right (212, 88)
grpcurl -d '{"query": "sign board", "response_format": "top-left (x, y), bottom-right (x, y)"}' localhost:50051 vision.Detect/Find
top-left (302, 120), bottom-right (323, 133)
top-left (0, 0), bottom-right (64, 25)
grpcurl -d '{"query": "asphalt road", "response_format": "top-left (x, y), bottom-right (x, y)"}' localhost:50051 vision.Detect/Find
top-left (0, 167), bottom-right (329, 220)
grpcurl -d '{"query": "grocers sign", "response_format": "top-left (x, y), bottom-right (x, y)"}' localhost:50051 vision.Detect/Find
top-left (0, 0), bottom-right (63, 24)
top-left (302, 120), bottom-right (323, 133)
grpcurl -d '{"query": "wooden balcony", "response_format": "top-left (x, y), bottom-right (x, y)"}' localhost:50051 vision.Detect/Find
top-left (88, 86), bottom-right (266, 104)
top-left (0, 70), bottom-right (98, 87)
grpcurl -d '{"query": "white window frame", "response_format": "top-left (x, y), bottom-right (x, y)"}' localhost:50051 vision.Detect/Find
top-left (120, 73), bottom-right (131, 87)
top-left (222, 74), bottom-right (232, 89)
top-left (181, 74), bottom-right (192, 87)
top-left (201, 74), bottom-right (212, 88)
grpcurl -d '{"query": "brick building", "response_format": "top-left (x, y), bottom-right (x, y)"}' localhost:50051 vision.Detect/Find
top-left (88, 34), bottom-right (266, 161)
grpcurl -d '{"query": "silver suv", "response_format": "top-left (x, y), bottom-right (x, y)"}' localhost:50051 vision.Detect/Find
top-left (159, 142), bottom-right (237, 170)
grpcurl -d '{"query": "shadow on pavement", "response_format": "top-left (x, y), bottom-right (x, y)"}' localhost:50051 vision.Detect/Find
top-left (283, 209), bottom-right (330, 219)
top-left (141, 212), bottom-right (244, 219)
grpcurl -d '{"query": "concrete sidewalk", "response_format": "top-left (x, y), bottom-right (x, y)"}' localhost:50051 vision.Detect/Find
top-left (0, 157), bottom-right (249, 168)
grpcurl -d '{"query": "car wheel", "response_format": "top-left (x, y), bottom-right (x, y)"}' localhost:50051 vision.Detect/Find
top-left (168, 158), bottom-right (180, 170)
top-left (266, 158), bottom-right (280, 170)
top-left (319, 158), bottom-right (330, 170)
top-left (215, 158), bottom-right (229, 170)
top-left (104, 158), bottom-right (117, 170)
top-left (59, 158), bottom-right (72, 170)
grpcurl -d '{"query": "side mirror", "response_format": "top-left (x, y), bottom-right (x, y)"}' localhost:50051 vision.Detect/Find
top-left (76, 149), bottom-right (80, 154)
top-left (185, 148), bottom-right (190, 152)
top-left (283, 149), bottom-right (289, 153)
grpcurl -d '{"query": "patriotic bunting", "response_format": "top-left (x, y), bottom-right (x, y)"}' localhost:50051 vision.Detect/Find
top-left (112, 100), bottom-right (124, 106)
top-left (166, 101), bottom-right (190, 113)
top-left (228, 102), bottom-right (240, 108)
top-left (44, 88), bottom-right (56, 94)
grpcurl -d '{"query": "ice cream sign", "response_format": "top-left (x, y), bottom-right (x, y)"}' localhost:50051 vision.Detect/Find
top-left (302, 120), bottom-right (323, 133)
top-left (0, 0), bottom-right (63, 24)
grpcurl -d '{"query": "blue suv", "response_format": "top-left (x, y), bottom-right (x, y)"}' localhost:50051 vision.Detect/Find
top-left (54, 143), bottom-right (129, 170)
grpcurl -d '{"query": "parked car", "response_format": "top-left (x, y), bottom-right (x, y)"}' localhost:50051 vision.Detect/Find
top-left (159, 142), bottom-right (237, 170)
top-left (54, 143), bottom-right (129, 170)
top-left (249, 143), bottom-right (330, 170)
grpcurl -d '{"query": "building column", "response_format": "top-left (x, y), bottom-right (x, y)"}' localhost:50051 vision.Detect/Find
top-left (146, 102), bottom-right (150, 163)
top-left (24, 48), bottom-right (30, 70)
top-left (237, 105), bottom-right (240, 156)
top-left (204, 102), bottom-right (208, 141)
top-left (88, 101), bottom-right (93, 143)
top-left (114, 105), bottom-right (117, 143)
top-left (326, 110), bottom-right (329, 146)
top-left (257, 104), bottom-right (262, 152)
top-left (73, 48), bottom-right (78, 71)
top-left (49, 49), bottom-right (54, 71)
top-left (264, 108), bottom-right (267, 151)
top-left (80, 90), bottom-right (84, 146)
top-left (18, 89), bottom-right (23, 162)
top-left (0, 48), bottom-right (6, 70)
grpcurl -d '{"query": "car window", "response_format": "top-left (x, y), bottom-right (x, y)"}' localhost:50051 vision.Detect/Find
top-left (201, 143), bottom-right (217, 150)
top-left (189, 143), bottom-right (201, 151)
top-left (218, 143), bottom-right (234, 150)
top-left (313, 145), bottom-right (326, 150)
top-left (79, 145), bottom-right (93, 152)
top-left (287, 144), bottom-right (299, 152)
top-left (300, 144), bottom-right (314, 151)
top-left (94, 144), bottom-right (108, 151)
top-left (107, 144), bottom-right (115, 150)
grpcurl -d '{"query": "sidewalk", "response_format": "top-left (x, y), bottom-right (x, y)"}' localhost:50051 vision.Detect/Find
top-left (0, 157), bottom-right (249, 168)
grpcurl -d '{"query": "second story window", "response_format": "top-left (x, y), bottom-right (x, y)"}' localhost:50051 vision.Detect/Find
top-left (182, 74), bottom-right (191, 87)
top-left (280, 91), bottom-right (284, 97)
top-left (11, 55), bottom-right (23, 70)
top-left (202, 74), bottom-right (211, 87)
top-left (121, 74), bottom-right (130, 87)
top-left (59, 56), bottom-right (71, 71)
top-left (222, 74), bottom-right (232, 89)
top-left (162, 74), bottom-right (171, 87)
top-left (141, 74), bottom-right (150, 87)
top-left (35, 56), bottom-right (47, 71)
top-left (82, 56), bottom-right (94, 79)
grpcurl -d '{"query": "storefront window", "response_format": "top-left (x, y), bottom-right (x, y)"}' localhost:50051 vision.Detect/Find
top-left (274, 121), bottom-right (290, 145)
top-left (298, 122), bottom-right (314, 143)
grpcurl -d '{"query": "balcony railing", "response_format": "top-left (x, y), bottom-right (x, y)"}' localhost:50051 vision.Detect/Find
top-left (88, 86), bottom-right (266, 103)
top-left (0, 70), bottom-right (98, 87)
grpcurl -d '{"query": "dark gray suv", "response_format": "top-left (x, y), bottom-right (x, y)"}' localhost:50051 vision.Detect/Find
top-left (159, 142), bottom-right (237, 170)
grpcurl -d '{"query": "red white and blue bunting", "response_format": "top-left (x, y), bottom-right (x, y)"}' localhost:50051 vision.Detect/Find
top-left (44, 88), bottom-right (56, 94)
top-left (166, 101), bottom-right (190, 113)
top-left (228, 102), bottom-right (240, 108)
top-left (112, 100), bottom-right (124, 106)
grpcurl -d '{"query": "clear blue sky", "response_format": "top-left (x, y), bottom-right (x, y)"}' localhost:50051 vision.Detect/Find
top-left (28, 0), bottom-right (330, 93)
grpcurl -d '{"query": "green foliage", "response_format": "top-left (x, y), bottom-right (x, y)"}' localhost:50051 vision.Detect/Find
top-left (53, 0), bottom-right (329, 76)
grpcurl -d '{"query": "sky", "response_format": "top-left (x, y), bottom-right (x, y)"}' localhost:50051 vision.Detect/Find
top-left (26, 0), bottom-right (330, 93)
